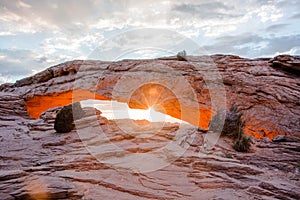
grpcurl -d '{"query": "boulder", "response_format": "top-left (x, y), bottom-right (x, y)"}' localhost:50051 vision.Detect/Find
top-left (269, 55), bottom-right (300, 73)
top-left (272, 135), bottom-right (300, 143)
top-left (54, 102), bottom-right (85, 133)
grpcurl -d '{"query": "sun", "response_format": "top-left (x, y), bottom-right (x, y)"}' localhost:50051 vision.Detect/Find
top-left (128, 105), bottom-right (182, 123)
top-left (128, 106), bottom-right (164, 122)
top-left (81, 99), bottom-right (184, 123)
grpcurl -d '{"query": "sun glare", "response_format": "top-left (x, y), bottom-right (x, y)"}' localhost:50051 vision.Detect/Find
top-left (81, 100), bottom-right (183, 123)
top-left (129, 106), bottom-right (164, 122)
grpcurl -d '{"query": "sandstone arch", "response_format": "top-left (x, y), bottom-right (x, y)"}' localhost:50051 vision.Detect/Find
top-left (2, 55), bottom-right (298, 139)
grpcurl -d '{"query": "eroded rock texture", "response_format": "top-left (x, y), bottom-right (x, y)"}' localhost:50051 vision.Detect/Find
top-left (1, 55), bottom-right (299, 139)
top-left (0, 103), bottom-right (299, 199)
top-left (0, 55), bottom-right (299, 199)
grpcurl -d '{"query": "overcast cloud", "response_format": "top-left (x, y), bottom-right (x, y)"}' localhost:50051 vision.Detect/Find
top-left (0, 0), bottom-right (299, 83)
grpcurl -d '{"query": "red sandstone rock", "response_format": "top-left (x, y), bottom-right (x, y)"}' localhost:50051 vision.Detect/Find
top-left (0, 68), bottom-right (300, 199)
top-left (1, 55), bottom-right (299, 139)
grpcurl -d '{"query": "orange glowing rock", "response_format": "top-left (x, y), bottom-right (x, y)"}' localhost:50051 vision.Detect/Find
top-left (12, 56), bottom-right (299, 140)
top-left (128, 83), bottom-right (212, 129)
top-left (25, 87), bottom-right (281, 139)
top-left (244, 119), bottom-right (286, 139)
top-left (25, 85), bottom-right (212, 130)
top-left (24, 176), bottom-right (49, 200)
top-left (26, 90), bottom-right (109, 119)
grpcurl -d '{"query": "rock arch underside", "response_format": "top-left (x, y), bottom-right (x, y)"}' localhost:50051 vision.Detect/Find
top-left (1, 55), bottom-right (299, 139)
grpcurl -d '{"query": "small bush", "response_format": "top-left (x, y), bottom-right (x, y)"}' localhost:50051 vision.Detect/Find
top-left (210, 104), bottom-right (244, 139)
top-left (210, 104), bottom-right (251, 152)
top-left (177, 50), bottom-right (187, 61)
top-left (222, 104), bottom-right (244, 139)
top-left (233, 136), bottom-right (251, 152)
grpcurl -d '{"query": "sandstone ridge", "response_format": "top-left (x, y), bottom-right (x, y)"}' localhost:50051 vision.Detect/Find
top-left (1, 54), bottom-right (299, 139)
top-left (0, 54), bottom-right (300, 199)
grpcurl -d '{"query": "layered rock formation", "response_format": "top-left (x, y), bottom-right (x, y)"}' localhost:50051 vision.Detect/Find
top-left (0, 104), bottom-right (299, 199)
top-left (0, 55), bottom-right (300, 199)
top-left (1, 54), bottom-right (299, 138)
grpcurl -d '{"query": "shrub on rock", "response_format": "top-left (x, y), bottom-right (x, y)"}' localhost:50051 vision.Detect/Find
top-left (233, 136), bottom-right (251, 152)
top-left (222, 104), bottom-right (244, 139)
top-left (177, 50), bottom-right (187, 61)
top-left (210, 104), bottom-right (251, 152)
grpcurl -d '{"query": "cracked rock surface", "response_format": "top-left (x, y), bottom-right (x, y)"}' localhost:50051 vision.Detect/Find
top-left (1, 55), bottom-right (299, 138)
top-left (0, 102), bottom-right (299, 199)
top-left (0, 55), bottom-right (299, 199)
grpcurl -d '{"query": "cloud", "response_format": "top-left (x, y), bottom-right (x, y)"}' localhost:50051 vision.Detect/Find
top-left (89, 28), bottom-right (200, 61)
top-left (276, 46), bottom-right (300, 55)
top-left (0, 48), bottom-right (73, 84)
top-left (290, 13), bottom-right (300, 19)
top-left (0, 49), bottom-right (36, 84)
top-left (172, 2), bottom-right (240, 19)
top-left (0, 0), bottom-right (299, 84)
top-left (254, 4), bottom-right (283, 22)
top-left (265, 23), bottom-right (289, 32)
top-left (202, 33), bottom-right (300, 58)
top-left (263, 35), bottom-right (300, 56)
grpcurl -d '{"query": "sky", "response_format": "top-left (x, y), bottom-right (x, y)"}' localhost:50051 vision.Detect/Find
top-left (81, 99), bottom-right (184, 123)
top-left (0, 0), bottom-right (299, 84)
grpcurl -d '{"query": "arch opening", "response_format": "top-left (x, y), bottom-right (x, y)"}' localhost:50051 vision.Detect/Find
top-left (80, 99), bottom-right (184, 124)
top-left (25, 84), bottom-right (212, 129)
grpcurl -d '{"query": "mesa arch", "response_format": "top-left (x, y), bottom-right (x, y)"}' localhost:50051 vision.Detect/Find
top-left (25, 83), bottom-right (213, 129)
top-left (2, 55), bottom-right (299, 139)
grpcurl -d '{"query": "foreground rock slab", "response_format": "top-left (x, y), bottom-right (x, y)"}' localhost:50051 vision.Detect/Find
top-left (0, 55), bottom-right (299, 199)
top-left (0, 105), bottom-right (299, 199)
